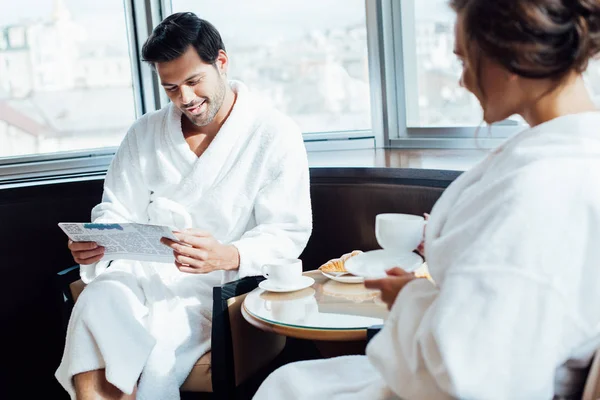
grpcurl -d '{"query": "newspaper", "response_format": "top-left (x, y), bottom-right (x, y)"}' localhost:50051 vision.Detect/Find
top-left (58, 222), bottom-right (181, 263)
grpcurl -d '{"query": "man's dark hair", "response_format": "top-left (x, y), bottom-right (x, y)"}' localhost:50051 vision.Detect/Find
top-left (141, 12), bottom-right (226, 64)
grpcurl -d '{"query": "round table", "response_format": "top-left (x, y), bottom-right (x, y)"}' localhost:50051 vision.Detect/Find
top-left (242, 270), bottom-right (388, 341)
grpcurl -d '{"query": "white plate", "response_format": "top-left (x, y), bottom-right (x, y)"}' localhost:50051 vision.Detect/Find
top-left (345, 250), bottom-right (423, 279)
top-left (259, 276), bottom-right (315, 293)
top-left (320, 271), bottom-right (365, 284)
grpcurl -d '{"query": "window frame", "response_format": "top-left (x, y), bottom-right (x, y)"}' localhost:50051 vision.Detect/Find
top-left (374, 0), bottom-right (523, 149)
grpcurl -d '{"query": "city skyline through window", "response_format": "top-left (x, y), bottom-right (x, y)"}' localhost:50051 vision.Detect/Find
top-left (2, 0), bottom-right (600, 159)
top-left (171, 0), bottom-right (372, 135)
top-left (0, 0), bottom-right (135, 158)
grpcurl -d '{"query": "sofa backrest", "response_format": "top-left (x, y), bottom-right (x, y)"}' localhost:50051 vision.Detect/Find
top-left (300, 168), bottom-right (461, 271)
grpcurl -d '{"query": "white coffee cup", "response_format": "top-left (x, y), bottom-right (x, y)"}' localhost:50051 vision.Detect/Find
top-left (261, 259), bottom-right (303, 288)
top-left (375, 213), bottom-right (425, 253)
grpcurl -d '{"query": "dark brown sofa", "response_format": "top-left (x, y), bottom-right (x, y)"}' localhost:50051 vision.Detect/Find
top-left (300, 167), bottom-right (461, 270)
top-left (57, 167), bottom-right (461, 399)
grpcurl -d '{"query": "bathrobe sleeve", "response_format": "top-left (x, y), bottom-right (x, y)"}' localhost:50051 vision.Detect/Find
top-left (80, 128), bottom-right (151, 283)
top-left (366, 161), bottom-right (594, 399)
top-left (91, 130), bottom-right (150, 224)
top-left (229, 123), bottom-right (312, 279)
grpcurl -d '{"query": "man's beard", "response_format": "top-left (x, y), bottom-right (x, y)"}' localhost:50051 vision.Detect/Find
top-left (186, 79), bottom-right (227, 127)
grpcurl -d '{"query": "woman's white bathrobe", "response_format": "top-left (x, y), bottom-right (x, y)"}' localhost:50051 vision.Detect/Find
top-left (254, 112), bottom-right (600, 400)
top-left (55, 81), bottom-right (312, 399)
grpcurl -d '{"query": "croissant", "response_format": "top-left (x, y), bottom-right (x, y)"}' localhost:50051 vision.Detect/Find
top-left (415, 270), bottom-right (432, 280)
top-left (414, 263), bottom-right (434, 282)
top-left (319, 250), bottom-right (362, 273)
top-left (341, 250), bottom-right (362, 262)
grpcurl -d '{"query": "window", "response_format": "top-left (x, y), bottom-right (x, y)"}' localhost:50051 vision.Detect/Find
top-left (0, 0), bottom-right (137, 159)
top-left (170, 0), bottom-right (372, 135)
top-left (586, 61), bottom-right (600, 106)
top-left (3, 0), bottom-right (600, 183)
top-left (402, 0), bottom-right (481, 127)
top-left (401, 0), bottom-right (600, 129)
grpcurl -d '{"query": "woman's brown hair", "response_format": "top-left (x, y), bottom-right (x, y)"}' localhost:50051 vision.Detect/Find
top-left (450, 0), bottom-right (600, 79)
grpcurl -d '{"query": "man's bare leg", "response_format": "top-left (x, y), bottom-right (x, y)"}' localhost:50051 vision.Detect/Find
top-left (74, 369), bottom-right (137, 400)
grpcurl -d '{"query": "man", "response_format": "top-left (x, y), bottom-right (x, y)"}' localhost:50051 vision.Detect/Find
top-left (55, 12), bottom-right (312, 400)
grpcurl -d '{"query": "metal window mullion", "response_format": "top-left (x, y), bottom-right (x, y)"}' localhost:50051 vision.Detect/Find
top-left (366, 0), bottom-right (407, 147)
top-left (0, 148), bottom-right (117, 167)
top-left (390, 137), bottom-right (505, 149)
top-left (125, 0), bottom-right (164, 116)
top-left (124, 0), bottom-right (145, 117)
top-left (381, 0), bottom-right (404, 141)
top-left (365, 0), bottom-right (389, 148)
top-left (406, 125), bottom-right (522, 138)
top-left (398, 0), bottom-right (419, 131)
top-left (147, 0), bottom-right (171, 109)
top-left (160, 0), bottom-right (173, 20)
top-left (155, 0), bottom-right (172, 108)
top-left (0, 149), bottom-right (117, 184)
top-left (299, 130), bottom-right (374, 141)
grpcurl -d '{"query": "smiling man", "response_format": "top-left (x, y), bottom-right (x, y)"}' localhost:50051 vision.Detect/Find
top-left (55, 12), bottom-right (312, 400)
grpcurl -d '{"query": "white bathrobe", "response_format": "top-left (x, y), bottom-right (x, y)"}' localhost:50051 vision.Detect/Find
top-left (55, 81), bottom-right (312, 399)
top-left (254, 112), bottom-right (600, 400)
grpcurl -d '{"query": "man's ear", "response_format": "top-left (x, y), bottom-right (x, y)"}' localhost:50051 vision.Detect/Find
top-left (216, 50), bottom-right (228, 75)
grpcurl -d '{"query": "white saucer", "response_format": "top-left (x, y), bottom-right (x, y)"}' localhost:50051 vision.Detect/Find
top-left (320, 271), bottom-right (365, 284)
top-left (345, 250), bottom-right (423, 279)
top-left (259, 276), bottom-right (315, 293)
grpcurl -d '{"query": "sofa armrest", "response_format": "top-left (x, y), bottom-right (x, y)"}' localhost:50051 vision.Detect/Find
top-left (57, 264), bottom-right (80, 280)
top-left (55, 265), bottom-right (81, 334)
top-left (56, 265), bottom-right (80, 306)
top-left (211, 275), bottom-right (286, 399)
top-left (367, 324), bottom-right (383, 344)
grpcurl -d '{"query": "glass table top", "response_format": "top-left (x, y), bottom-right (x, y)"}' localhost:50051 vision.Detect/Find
top-left (243, 271), bottom-right (388, 331)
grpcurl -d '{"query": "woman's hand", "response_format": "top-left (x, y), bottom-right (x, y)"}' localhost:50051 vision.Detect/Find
top-left (364, 267), bottom-right (417, 310)
top-left (161, 229), bottom-right (240, 274)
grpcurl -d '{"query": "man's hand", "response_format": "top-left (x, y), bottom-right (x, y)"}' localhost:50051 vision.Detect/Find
top-left (68, 240), bottom-right (105, 265)
top-left (161, 229), bottom-right (240, 274)
top-left (364, 267), bottom-right (418, 310)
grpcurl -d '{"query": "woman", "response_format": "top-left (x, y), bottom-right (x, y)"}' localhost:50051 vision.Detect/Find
top-left (253, 0), bottom-right (600, 399)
